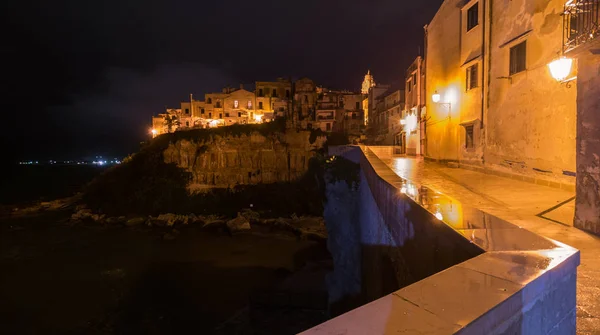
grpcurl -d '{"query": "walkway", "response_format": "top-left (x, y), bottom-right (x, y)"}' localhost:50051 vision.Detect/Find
top-left (369, 149), bottom-right (600, 335)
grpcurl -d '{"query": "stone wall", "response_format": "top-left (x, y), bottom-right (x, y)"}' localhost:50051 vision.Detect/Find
top-left (486, 0), bottom-right (577, 183)
top-left (574, 44), bottom-right (600, 236)
top-left (304, 146), bottom-right (579, 334)
top-left (163, 130), bottom-right (325, 190)
top-left (324, 146), bottom-right (483, 315)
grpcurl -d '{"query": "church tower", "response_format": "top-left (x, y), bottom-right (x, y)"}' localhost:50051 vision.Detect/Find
top-left (361, 70), bottom-right (376, 94)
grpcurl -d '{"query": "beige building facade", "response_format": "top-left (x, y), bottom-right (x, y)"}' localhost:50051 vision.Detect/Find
top-left (404, 56), bottom-right (425, 156)
top-left (315, 90), bottom-right (365, 136)
top-left (425, 0), bottom-right (576, 184)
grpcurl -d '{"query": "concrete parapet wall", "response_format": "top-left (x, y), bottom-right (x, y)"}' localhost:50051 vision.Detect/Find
top-left (304, 146), bottom-right (580, 334)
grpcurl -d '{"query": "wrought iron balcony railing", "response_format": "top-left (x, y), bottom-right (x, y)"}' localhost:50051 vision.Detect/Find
top-left (563, 0), bottom-right (600, 53)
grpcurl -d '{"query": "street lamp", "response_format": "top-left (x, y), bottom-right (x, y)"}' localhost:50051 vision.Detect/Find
top-left (548, 56), bottom-right (574, 83)
top-left (431, 91), bottom-right (452, 120)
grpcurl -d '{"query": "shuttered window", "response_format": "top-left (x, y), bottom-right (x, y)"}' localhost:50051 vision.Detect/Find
top-left (510, 41), bottom-right (527, 75)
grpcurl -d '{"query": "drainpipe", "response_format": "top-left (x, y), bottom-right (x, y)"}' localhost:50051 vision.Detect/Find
top-left (484, 0), bottom-right (493, 166)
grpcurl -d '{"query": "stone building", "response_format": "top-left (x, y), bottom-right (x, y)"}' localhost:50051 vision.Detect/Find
top-left (314, 89), bottom-right (365, 136)
top-left (361, 70), bottom-right (376, 94)
top-left (424, 0), bottom-right (576, 186)
top-left (256, 78), bottom-right (293, 120)
top-left (367, 83), bottom-right (405, 145)
top-left (293, 77), bottom-right (318, 124)
top-left (403, 56), bottom-right (426, 156)
top-left (383, 86), bottom-right (405, 146)
top-left (367, 84), bottom-right (391, 135)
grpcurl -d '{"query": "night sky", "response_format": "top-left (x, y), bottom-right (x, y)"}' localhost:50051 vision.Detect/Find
top-left (3, 0), bottom-right (441, 162)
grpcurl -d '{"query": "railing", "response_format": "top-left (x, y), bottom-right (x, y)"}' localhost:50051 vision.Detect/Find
top-left (564, 0), bottom-right (600, 52)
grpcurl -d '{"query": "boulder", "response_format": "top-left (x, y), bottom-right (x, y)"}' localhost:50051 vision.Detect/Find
top-left (157, 213), bottom-right (179, 227)
top-left (239, 209), bottom-right (260, 222)
top-left (125, 217), bottom-right (146, 227)
top-left (71, 209), bottom-right (92, 221)
top-left (226, 214), bottom-right (251, 234)
top-left (105, 217), bottom-right (120, 225)
top-left (155, 213), bottom-right (193, 226)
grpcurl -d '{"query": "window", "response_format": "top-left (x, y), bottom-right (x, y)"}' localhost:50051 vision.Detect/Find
top-left (465, 125), bottom-right (474, 149)
top-left (352, 113), bottom-right (357, 120)
top-left (286, 89), bottom-right (290, 98)
top-left (238, 112), bottom-right (242, 117)
top-left (201, 108), bottom-right (205, 114)
top-left (219, 113), bottom-right (222, 119)
top-left (258, 89), bottom-right (264, 97)
top-left (326, 123), bottom-right (331, 131)
top-left (234, 100), bottom-right (239, 108)
top-left (510, 41), bottom-right (527, 75)
top-left (304, 95), bottom-right (308, 103)
top-left (225, 113), bottom-right (230, 117)
top-left (185, 108), bottom-right (190, 114)
top-left (207, 98), bottom-right (212, 104)
top-left (215, 101), bottom-right (222, 108)
top-left (272, 89), bottom-right (277, 97)
top-left (407, 80), bottom-right (412, 92)
top-left (258, 102), bottom-right (263, 109)
top-left (186, 121), bottom-right (190, 127)
top-left (247, 101), bottom-right (253, 109)
top-left (466, 64), bottom-right (479, 90)
top-left (209, 113), bottom-right (212, 118)
top-left (356, 102), bottom-right (360, 110)
top-left (467, 3), bottom-right (479, 31)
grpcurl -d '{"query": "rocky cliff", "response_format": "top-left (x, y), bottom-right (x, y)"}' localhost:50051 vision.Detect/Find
top-left (163, 130), bottom-right (326, 190)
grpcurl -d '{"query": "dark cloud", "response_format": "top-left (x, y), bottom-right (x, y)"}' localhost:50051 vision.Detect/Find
top-left (2, 0), bottom-right (441, 161)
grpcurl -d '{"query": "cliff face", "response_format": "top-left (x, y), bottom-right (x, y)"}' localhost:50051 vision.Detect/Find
top-left (163, 131), bottom-right (326, 190)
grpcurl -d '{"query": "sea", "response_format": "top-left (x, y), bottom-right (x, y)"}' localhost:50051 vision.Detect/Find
top-left (1, 164), bottom-right (109, 206)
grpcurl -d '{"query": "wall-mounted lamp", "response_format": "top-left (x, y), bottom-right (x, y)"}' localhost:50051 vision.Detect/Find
top-left (548, 56), bottom-right (576, 87)
top-left (405, 113), bottom-right (418, 133)
top-left (431, 91), bottom-right (452, 120)
top-left (548, 57), bottom-right (573, 81)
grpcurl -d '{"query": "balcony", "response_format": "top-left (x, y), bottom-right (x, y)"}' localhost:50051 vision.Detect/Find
top-left (563, 0), bottom-right (600, 53)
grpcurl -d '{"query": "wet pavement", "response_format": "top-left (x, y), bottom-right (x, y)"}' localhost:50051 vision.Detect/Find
top-left (369, 149), bottom-right (600, 335)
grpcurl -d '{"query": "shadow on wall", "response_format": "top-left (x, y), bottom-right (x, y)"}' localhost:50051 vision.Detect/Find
top-left (324, 147), bottom-right (483, 316)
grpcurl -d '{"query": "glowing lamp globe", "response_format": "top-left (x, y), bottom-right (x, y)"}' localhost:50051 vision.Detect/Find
top-left (405, 113), bottom-right (418, 132)
top-left (548, 57), bottom-right (573, 81)
top-left (432, 92), bottom-right (441, 103)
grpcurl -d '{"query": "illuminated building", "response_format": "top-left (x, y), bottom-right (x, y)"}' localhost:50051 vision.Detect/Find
top-left (424, 0), bottom-right (576, 185)
top-left (314, 89), bottom-right (365, 137)
top-left (256, 78), bottom-right (292, 121)
top-left (361, 70), bottom-right (376, 94)
top-left (402, 56), bottom-right (425, 156)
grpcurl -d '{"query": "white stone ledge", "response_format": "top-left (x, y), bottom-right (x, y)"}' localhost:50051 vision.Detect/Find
top-left (302, 146), bottom-right (580, 335)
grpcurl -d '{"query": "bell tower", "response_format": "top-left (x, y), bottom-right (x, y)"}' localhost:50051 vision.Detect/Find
top-left (361, 70), bottom-right (376, 94)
